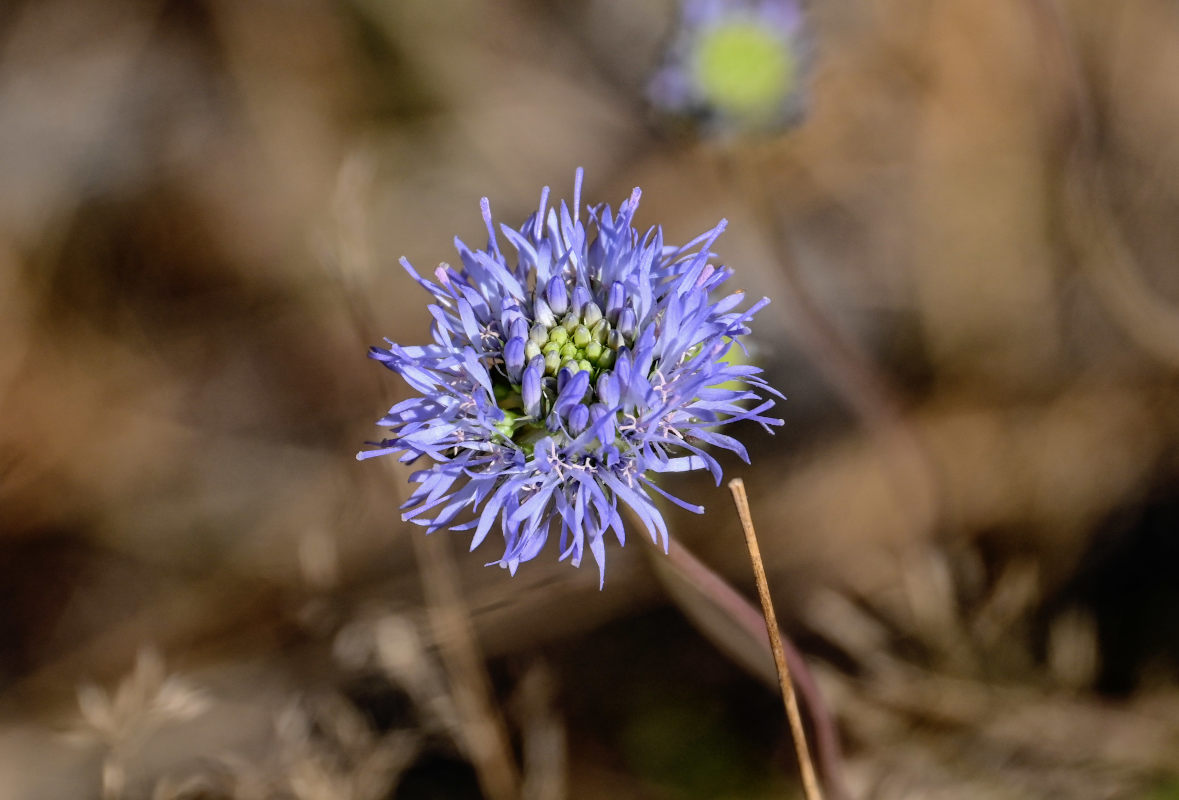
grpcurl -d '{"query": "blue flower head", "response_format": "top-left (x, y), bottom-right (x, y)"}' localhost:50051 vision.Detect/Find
top-left (649, 0), bottom-right (808, 130)
top-left (359, 170), bottom-right (782, 585)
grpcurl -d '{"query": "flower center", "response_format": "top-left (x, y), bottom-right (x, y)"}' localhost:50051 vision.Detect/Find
top-left (490, 276), bottom-right (638, 447)
top-left (692, 20), bottom-right (795, 118)
top-left (525, 302), bottom-right (620, 378)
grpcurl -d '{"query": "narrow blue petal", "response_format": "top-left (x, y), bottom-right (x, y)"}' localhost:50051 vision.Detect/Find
top-left (554, 370), bottom-right (590, 416)
top-left (504, 336), bottom-right (526, 382)
top-left (639, 476), bottom-right (705, 514)
top-left (545, 276), bottom-right (568, 316)
top-left (522, 362), bottom-right (542, 418)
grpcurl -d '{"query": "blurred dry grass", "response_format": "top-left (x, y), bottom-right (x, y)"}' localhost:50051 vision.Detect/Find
top-left (2, 0), bottom-right (1179, 797)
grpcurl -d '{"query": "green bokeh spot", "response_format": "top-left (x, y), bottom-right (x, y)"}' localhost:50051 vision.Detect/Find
top-left (693, 22), bottom-right (795, 118)
top-left (1145, 779), bottom-right (1179, 800)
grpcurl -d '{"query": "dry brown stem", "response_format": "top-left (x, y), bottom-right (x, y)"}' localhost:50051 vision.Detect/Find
top-left (729, 478), bottom-right (824, 800)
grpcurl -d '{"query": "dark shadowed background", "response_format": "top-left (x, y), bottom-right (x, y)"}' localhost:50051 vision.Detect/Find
top-left (2, 0), bottom-right (1179, 798)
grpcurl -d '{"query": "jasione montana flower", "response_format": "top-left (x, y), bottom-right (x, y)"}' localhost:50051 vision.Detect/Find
top-left (649, 0), bottom-right (808, 130)
top-left (359, 170), bottom-right (782, 585)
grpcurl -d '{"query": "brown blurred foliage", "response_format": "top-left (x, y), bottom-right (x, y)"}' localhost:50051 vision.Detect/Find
top-left (2, 0), bottom-right (1179, 797)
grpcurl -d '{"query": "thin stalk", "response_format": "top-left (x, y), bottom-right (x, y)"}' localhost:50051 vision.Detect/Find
top-left (729, 478), bottom-right (824, 800)
top-left (411, 527), bottom-right (522, 800)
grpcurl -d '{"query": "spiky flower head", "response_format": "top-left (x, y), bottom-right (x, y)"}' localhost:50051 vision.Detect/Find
top-left (649, 0), bottom-right (808, 130)
top-left (359, 170), bottom-right (782, 585)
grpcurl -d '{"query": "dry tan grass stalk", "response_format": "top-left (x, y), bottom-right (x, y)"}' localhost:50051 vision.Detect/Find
top-left (411, 529), bottom-right (522, 800)
top-left (511, 660), bottom-right (567, 800)
top-left (389, 457), bottom-right (521, 800)
top-left (729, 478), bottom-right (824, 800)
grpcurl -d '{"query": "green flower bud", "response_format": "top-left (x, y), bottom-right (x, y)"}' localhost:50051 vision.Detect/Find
top-left (591, 319), bottom-right (609, 344)
top-left (548, 326), bottom-right (569, 347)
top-left (544, 350), bottom-right (562, 375)
top-left (494, 410), bottom-right (520, 439)
top-left (582, 302), bottom-right (603, 327)
top-left (573, 325), bottom-right (592, 348)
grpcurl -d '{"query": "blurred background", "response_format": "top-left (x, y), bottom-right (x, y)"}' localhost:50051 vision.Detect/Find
top-left (2, 0), bottom-right (1179, 797)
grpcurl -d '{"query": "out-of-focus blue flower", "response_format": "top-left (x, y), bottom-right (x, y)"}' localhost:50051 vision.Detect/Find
top-left (359, 170), bottom-right (782, 585)
top-left (649, 0), bottom-right (808, 130)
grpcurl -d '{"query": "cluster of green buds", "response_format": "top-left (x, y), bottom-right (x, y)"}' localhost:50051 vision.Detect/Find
top-left (516, 275), bottom-right (635, 378)
top-left (524, 299), bottom-right (630, 380)
top-left (491, 275), bottom-right (639, 438)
